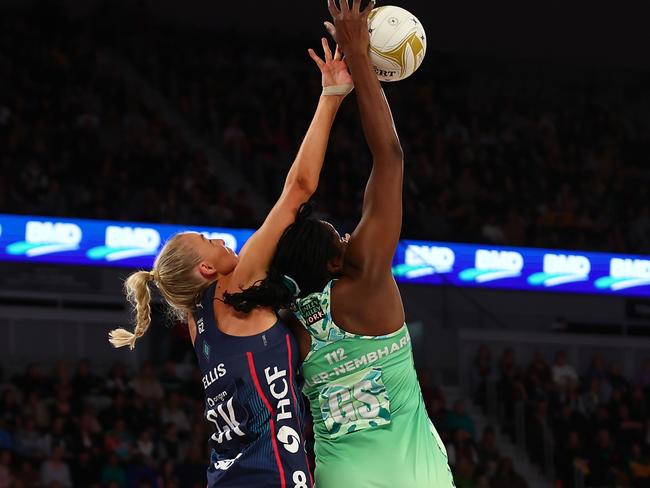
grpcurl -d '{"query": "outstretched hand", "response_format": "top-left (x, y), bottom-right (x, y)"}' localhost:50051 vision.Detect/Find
top-left (325, 0), bottom-right (375, 56)
top-left (309, 37), bottom-right (353, 95)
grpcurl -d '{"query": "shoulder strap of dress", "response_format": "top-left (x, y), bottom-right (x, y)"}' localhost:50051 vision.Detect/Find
top-left (294, 280), bottom-right (347, 346)
top-left (192, 282), bottom-right (221, 352)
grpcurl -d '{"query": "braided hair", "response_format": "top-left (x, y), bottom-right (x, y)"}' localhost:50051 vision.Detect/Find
top-left (223, 203), bottom-right (340, 312)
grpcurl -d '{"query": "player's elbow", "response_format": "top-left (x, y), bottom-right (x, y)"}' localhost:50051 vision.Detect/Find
top-left (288, 175), bottom-right (317, 198)
top-left (375, 142), bottom-right (404, 167)
top-left (391, 142), bottom-right (404, 162)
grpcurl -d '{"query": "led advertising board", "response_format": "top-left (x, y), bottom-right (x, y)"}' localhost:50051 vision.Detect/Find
top-left (1, 214), bottom-right (649, 297)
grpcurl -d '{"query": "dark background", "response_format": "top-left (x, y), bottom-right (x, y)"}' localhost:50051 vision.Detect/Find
top-left (1, 1), bottom-right (650, 487)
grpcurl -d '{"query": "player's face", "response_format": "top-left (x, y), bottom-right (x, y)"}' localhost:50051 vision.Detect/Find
top-left (184, 232), bottom-right (239, 279)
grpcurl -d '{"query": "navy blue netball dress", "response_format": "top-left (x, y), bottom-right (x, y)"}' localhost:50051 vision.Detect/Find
top-left (192, 282), bottom-right (313, 488)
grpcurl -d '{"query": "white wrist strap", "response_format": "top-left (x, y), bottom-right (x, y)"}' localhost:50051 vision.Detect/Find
top-left (322, 83), bottom-right (354, 96)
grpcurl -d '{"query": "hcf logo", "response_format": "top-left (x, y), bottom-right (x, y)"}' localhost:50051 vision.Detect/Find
top-left (459, 250), bottom-right (523, 283)
top-left (595, 258), bottom-right (650, 291)
top-left (6, 221), bottom-right (82, 257)
top-left (528, 254), bottom-right (591, 287)
top-left (87, 226), bottom-right (161, 261)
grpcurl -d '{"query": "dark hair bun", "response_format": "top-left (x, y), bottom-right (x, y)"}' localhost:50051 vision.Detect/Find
top-left (296, 202), bottom-right (313, 221)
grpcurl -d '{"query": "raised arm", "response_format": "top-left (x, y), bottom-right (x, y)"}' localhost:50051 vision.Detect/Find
top-left (327, 0), bottom-right (404, 277)
top-left (230, 40), bottom-right (353, 289)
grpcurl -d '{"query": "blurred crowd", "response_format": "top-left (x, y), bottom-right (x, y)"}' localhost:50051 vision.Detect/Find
top-left (0, 355), bottom-right (216, 488)
top-left (0, 9), bottom-right (256, 228)
top-left (420, 374), bottom-right (529, 488)
top-left (471, 346), bottom-right (650, 487)
top-left (0, 354), bottom-right (518, 488)
top-left (2, 4), bottom-right (650, 253)
top-left (118, 13), bottom-right (650, 254)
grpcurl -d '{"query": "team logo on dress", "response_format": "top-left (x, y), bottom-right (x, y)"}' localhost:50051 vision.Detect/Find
top-left (6, 221), bottom-right (82, 257)
top-left (459, 249), bottom-right (523, 283)
top-left (298, 297), bottom-right (326, 325)
top-left (277, 425), bottom-right (300, 453)
top-left (528, 254), bottom-right (591, 287)
top-left (595, 258), bottom-right (650, 291)
top-left (214, 452), bottom-right (242, 470)
top-left (203, 341), bottom-right (210, 360)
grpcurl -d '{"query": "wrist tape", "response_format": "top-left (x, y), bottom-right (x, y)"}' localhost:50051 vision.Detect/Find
top-left (322, 83), bottom-right (354, 96)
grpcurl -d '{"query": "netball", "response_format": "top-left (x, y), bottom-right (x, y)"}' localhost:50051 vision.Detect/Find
top-left (368, 5), bottom-right (427, 82)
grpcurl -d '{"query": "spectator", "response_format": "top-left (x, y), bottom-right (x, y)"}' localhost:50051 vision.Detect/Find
top-left (0, 389), bottom-right (21, 427)
top-left (447, 429), bottom-right (478, 467)
top-left (101, 453), bottom-right (127, 488)
top-left (16, 459), bottom-right (40, 488)
top-left (159, 423), bottom-right (184, 460)
top-left (525, 352), bottom-right (552, 389)
top-left (73, 412), bottom-right (103, 456)
top-left (490, 457), bottom-right (529, 488)
top-left (608, 363), bottom-right (630, 391)
top-left (45, 417), bottom-right (72, 455)
top-left (161, 392), bottom-right (191, 435)
top-left (158, 459), bottom-right (179, 487)
top-left (0, 450), bottom-right (11, 488)
top-left (15, 418), bottom-right (49, 461)
top-left (417, 369), bottom-right (438, 409)
top-left (131, 363), bottom-right (164, 403)
top-left (160, 361), bottom-right (183, 394)
top-left (176, 444), bottom-right (207, 488)
top-left (581, 378), bottom-right (609, 417)
top-left (476, 427), bottom-right (500, 469)
top-left (105, 363), bottom-right (130, 396)
top-left (40, 445), bottom-right (72, 488)
top-left (24, 392), bottom-right (50, 430)
top-left (71, 360), bottom-right (101, 407)
top-left (616, 404), bottom-right (644, 447)
top-left (587, 429), bottom-right (623, 487)
top-left (104, 419), bottom-right (135, 460)
top-left (446, 400), bottom-right (476, 439)
top-left (584, 354), bottom-right (609, 386)
top-left (629, 443), bottom-right (650, 485)
top-left (636, 358), bottom-right (650, 389)
top-left (497, 348), bottom-right (522, 438)
top-left (526, 400), bottom-right (551, 465)
top-left (428, 396), bottom-right (450, 441)
top-left (475, 473), bottom-right (490, 488)
top-left (72, 451), bottom-right (100, 487)
top-left (470, 345), bottom-right (492, 409)
top-left (0, 419), bottom-right (12, 451)
top-left (452, 455), bottom-right (476, 488)
top-left (126, 453), bottom-right (158, 488)
top-left (136, 430), bottom-right (156, 460)
top-left (552, 351), bottom-right (579, 389)
top-left (555, 430), bottom-right (587, 488)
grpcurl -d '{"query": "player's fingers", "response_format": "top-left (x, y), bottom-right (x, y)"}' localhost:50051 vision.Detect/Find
top-left (340, 0), bottom-right (350, 12)
top-left (324, 21), bottom-right (337, 41)
top-left (308, 48), bottom-right (325, 68)
top-left (352, 0), bottom-right (361, 13)
top-left (327, 0), bottom-right (340, 17)
top-left (334, 44), bottom-right (342, 61)
top-left (361, 0), bottom-right (375, 17)
top-left (321, 37), bottom-right (333, 61)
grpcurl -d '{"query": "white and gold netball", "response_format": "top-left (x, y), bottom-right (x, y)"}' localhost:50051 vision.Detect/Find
top-left (368, 5), bottom-right (427, 82)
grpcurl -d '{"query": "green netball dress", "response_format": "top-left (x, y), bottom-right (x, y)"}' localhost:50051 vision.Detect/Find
top-left (294, 280), bottom-right (454, 488)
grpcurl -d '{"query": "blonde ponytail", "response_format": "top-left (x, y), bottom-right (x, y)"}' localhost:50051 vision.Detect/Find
top-left (109, 232), bottom-right (208, 350)
top-left (109, 270), bottom-right (154, 350)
